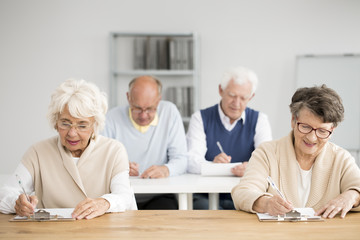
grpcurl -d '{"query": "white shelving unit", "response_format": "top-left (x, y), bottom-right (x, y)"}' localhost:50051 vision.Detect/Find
top-left (109, 32), bottom-right (199, 126)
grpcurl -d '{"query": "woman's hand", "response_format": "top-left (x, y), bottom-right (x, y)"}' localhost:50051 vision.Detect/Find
top-left (253, 195), bottom-right (293, 216)
top-left (72, 198), bottom-right (110, 220)
top-left (315, 190), bottom-right (360, 218)
top-left (14, 194), bottom-right (38, 216)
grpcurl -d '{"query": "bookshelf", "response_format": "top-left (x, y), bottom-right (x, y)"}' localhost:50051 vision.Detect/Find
top-left (109, 32), bottom-right (199, 126)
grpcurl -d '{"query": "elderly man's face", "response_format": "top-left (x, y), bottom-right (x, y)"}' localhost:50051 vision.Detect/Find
top-left (56, 106), bottom-right (94, 157)
top-left (219, 79), bottom-right (254, 124)
top-left (127, 79), bottom-right (161, 126)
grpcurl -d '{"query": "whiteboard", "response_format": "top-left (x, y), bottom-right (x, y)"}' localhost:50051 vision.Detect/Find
top-left (295, 55), bottom-right (360, 151)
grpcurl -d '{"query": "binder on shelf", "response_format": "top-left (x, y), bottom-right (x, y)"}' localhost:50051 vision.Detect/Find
top-left (133, 38), bottom-right (146, 69)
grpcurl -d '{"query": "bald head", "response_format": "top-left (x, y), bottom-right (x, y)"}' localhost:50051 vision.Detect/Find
top-left (127, 76), bottom-right (162, 126)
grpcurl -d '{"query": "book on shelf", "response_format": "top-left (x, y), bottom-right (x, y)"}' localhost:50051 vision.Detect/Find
top-left (133, 36), bottom-right (194, 71)
top-left (133, 38), bottom-right (146, 69)
top-left (166, 86), bottom-right (194, 117)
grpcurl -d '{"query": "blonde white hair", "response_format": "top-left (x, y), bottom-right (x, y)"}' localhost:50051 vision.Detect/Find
top-left (47, 79), bottom-right (108, 137)
top-left (220, 66), bottom-right (258, 95)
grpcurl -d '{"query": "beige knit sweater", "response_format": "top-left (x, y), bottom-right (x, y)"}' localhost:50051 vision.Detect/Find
top-left (22, 135), bottom-right (129, 208)
top-left (231, 132), bottom-right (360, 213)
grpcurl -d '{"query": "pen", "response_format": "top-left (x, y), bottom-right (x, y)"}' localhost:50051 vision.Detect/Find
top-left (266, 176), bottom-right (286, 200)
top-left (216, 141), bottom-right (225, 153)
top-left (15, 174), bottom-right (31, 202)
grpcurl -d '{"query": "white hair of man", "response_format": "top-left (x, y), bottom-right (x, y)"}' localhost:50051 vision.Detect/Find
top-left (47, 79), bottom-right (108, 138)
top-left (220, 66), bottom-right (259, 95)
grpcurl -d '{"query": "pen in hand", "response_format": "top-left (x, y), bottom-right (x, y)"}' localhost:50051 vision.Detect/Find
top-left (216, 141), bottom-right (225, 153)
top-left (15, 174), bottom-right (31, 202)
top-left (266, 176), bottom-right (286, 200)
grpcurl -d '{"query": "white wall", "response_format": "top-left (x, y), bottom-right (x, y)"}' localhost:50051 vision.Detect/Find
top-left (1, 0), bottom-right (360, 174)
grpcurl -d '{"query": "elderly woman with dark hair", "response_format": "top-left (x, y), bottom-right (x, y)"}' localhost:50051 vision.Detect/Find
top-left (0, 79), bottom-right (137, 219)
top-left (232, 85), bottom-right (360, 218)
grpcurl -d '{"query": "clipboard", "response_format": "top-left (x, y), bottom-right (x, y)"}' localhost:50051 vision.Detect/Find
top-left (257, 208), bottom-right (323, 222)
top-left (10, 209), bottom-right (75, 222)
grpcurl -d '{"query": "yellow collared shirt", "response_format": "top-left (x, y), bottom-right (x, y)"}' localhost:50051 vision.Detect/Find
top-left (128, 108), bottom-right (159, 133)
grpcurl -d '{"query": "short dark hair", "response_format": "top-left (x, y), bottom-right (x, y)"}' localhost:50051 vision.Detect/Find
top-left (289, 84), bottom-right (344, 127)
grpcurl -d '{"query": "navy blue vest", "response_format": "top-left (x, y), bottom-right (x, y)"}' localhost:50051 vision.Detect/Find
top-left (200, 104), bottom-right (259, 204)
top-left (201, 104), bottom-right (259, 163)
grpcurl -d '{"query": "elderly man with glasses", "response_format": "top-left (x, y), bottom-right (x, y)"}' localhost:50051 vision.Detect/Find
top-left (102, 75), bottom-right (187, 210)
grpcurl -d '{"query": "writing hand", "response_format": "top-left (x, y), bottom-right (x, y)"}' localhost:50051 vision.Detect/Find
top-left (72, 197), bottom-right (110, 220)
top-left (129, 162), bottom-right (139, 176)
top-left (315, 190), bottom-right (360, 219)
top-left (213, 153), bottom-right (231, 163)
top-left (140, 165), bottom-right (169, 179)
top-left (14, 194), bottom-right (38, 217)
top-left (231, 162), bottom-right (248, 177)
top-left (253, 195), bottom-right (293, 216)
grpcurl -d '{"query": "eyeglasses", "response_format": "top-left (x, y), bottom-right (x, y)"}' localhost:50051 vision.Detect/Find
top-left (296, 122), bottom-right (332, 139)
top-left (57, 120), bottom-right (93, 132)
top-left (131, 107), bottom-right (157, 114)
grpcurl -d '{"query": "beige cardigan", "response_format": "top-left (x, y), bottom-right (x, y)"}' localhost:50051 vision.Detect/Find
top-left (231, 132), bottom-right (360, 213)
top-left (22, 135), bottom-right (129, 208)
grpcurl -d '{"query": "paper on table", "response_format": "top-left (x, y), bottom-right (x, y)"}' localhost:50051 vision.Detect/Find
top-left (201, 162), bottom-right (242, 176)
top-left (256, 207), bottom-right (322, 221)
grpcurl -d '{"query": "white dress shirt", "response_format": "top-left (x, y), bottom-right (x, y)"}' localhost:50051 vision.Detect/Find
top-left (0, 162), bottom-right (137, 214)
top-left (186, 104), bottom-right (272, 174)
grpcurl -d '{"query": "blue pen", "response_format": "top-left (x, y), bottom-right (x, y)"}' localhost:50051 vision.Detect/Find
top-left (15, 174), bottom-right (31, 202)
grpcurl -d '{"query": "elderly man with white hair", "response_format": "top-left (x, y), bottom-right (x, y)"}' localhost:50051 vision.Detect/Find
top-left (0, 79), bottom-right (137, 219)
top-left (186, 66), bottom-right (272, 209)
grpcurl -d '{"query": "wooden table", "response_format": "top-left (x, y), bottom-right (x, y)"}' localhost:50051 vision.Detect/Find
top-left (1, 210), bottom-right (360, 240)
top-left (130, 174), bottom-right (241, 210)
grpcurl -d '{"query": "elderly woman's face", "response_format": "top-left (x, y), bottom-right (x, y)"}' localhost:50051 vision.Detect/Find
top-left (291, 108), bottom-right (333, 160)
top-left (56, 106), bottom-right (94, 157)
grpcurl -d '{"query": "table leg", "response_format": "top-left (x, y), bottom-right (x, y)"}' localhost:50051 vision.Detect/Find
top-left (209, 193), bottom-right (219, 210)
top-left (187, 193), bottom-right (193, 210)
top-left (178, 193), bottom-right (188, 210)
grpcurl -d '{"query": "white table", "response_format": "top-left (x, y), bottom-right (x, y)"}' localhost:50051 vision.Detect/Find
top-left (130, 174), bottom-right (241, 210)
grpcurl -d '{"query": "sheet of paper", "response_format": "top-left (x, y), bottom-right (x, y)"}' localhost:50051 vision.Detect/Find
top-left (257, 207), bottom-right (321, 221)
top-left (201, 162), bottom-right (242, 176)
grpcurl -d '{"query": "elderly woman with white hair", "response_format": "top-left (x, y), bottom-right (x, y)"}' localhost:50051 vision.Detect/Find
top-left (0, 79), bottom-right (137, 219)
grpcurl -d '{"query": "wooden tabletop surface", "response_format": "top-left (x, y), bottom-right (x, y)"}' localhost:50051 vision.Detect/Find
top-left (1, 210), bottom-right (360, 240)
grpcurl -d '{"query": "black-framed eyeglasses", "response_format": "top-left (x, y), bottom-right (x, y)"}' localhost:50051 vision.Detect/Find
top-left (296, 122), bottom-right (333, 139)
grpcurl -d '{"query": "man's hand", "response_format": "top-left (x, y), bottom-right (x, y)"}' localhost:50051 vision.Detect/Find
top-left (140, 165), bottom-right (169, 178)
top-left (72, 197), bottom-right (110, 220)
top-left (231, 162), bottom-right (248, 177)
top-left (213, 153), bottom-right (231, 163)
top-left (129, 162), bottom-right (140, 176)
